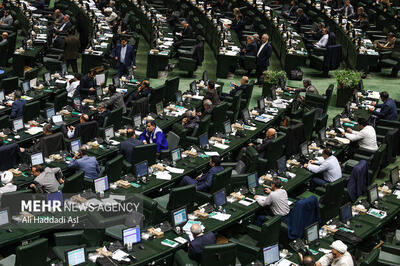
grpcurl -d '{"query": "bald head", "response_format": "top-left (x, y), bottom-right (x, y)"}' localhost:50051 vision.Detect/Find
top-left (262, 34), bottom-right (269, 43)
top-left (266, 128), bottom-right (276, 139)
top-left (303, 255), bottom-right (315, 266)
top-left (241, 76), bottom-right (249, 85)
top-left (190, 224), bottom-right (202, 236)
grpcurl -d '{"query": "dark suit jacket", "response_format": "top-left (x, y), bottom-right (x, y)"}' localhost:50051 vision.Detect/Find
top-left (120, 138), bottom-right (143, 163)
top-left (125, 87), bottom-right (152, 105)
top-left (286, 5), bottom-right (298, 16)
top-left (231, 18), bottom-right (245, 37)
top-left (245, 42), bottom-right (258, 57)
top-left (79, 74), bottom-right (96, 99)
top-left (255, 138), bottom-right (272, 158)
top-left (374, 98), bottom-right (398, 121)
top-left (257, 42), bottom-right (272, 68)
top-left (347, 160), bottom-right (368, 202)
top-left (96, 110), bottom-right (110, 127)
top-left (112, 44), bottom-right (136, 67)
top-left (182, 25), bottom-right (194, 39)
top-left (196, 166), bottom-right (224, 191)
top-left (205, 89), bottom-right (221, 105)
top-left (295, 13), bottom-right (309, 26)
top-left (230, 84), bottom-right (248, 97)
top-left (10, 99), bottom-right (26, 119)
top-left (58, 21), bottom-right (72, 33)
top-left (0, 143), bottom-right (22, 171)
top-left (64, 35), bottom-right (80, 60)
top-left (188, 232), bottom-right (217, 263)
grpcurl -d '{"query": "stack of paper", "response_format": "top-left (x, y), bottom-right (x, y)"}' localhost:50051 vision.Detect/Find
top-left (165, 166), bottom-right (184, 174)
top-left (155, 171), bottom-right (172, 180)
top-left (209, 212), bottom-right (231, 221)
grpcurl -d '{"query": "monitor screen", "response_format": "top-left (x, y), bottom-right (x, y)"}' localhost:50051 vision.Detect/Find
top-left (368, 185), bottom-right (379, 203)
top-left (0, 90), bottom-right (4, 102)
top-left (319, 128), bottom-right (326, 142)
top-left (156, 102), bottom-right (163, 116)
top-left (277, 156), bottom-right (286, 173)
top-left (94, 176), bottom-right (109, 193)
top-left (113, 76), bottom-right (120, 87)
top-left (22, 81), bottom-right (30, 93)
top-left (31, 152), bottom-right (44, 165)
top-left (333, 115), bottom-right (341, 128)
top-left (61, 63), bottom-right (67, 76)
top-left (391, 166), bottom-right (399, 185)
top-left (135, 161), bottom-right (148, 178)
top-left (44, 72), bottom-right (51, 83)
top-left (172, 207), bottom-right (187, 227)
top-left (190, 81), bottom-right (197, 94)
top-left (65, 246), bottom-right (87, 266)
top-left (214, 188), bottom-right (227, 207)
top-left (13, 118), bottom-right (24, 131)
top-left (300, 142), bottom-right (308, 156)
top-left (123, 227), bottom-right (141, 245)
top-left (52, 115), bottom-right (63, 123)
top-left (46, 107), bottom-right (55, 119)
top-left (176, 91), bottom-right (182, 103)
top-left (242, 108), bottom-right (250, 122)
top-left (133, 115), bottom-right (141, 127)
top-left (95, 73), bottom-right (105, 86)
top-left (70, 139), bottom-right (81, 154)
top-left (258, 98), bottom-right (265, 110)
top-left (247, 173), bottom-right (258, 189)
top-left (199, 133), bottom-right (208, 149)
top-left (223, 121), bottom-right (232, 135)
top-left (0, 208), bottom-right (10, 228)
top-left (104, 126), bottom-right (114, 140)
top-left (171, 148), bottom-right (181, 162)
top-left (305, 223), bottom-right (319, 244)
top-left (202, 71), bottom-right (208, 83)
top-left (263, 243), bottom-right (280, 265)
top-left (340, 203), bottom-right (353, 223)
top-left (96, 87), bottom-right (103, 97)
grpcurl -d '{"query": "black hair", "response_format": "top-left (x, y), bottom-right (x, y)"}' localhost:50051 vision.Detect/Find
top-left (78, 147), bottom-right (88, 156)
top-left (108, 85), bottom-right (116, 94)
top-left (146, 120), bottom-right (156, 126)
top-left (43, 124), bottom-right (53, 133)
top-left (15, 90), bottom-right (22, 99)
top-left (323, 148), bottom-right (332, 156)
top-left (272, 177), bottom-right (282, 188)
top-left (208, 80), bottom-right (215, 89)
top-left (357, 118), bottom-right (368, 127)
top-left (380, 91), bottom-right (389, 100)
top-left (33, 164), bottom-right (44, 173)
top-left (211, 156), bottom-right (221, 166)
top-left (74, 73), bottom-right (81, 80)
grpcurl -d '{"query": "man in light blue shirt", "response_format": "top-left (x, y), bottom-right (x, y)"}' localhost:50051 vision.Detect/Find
top-left (304, 148), bottom-right (342, 187)
top-left (68, 147), bottom-right (100, 179)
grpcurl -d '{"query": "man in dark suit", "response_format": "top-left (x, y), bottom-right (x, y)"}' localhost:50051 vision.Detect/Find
top-left (112, 37), bottom-right (136, 77)
top-left (370, 91), bottom-right (398, 121)
top-left (242, 36), bottom-right (258, 57)
top-left (125, 80), bottom-right (152, 106)
top-left (221, 76), bottom-right (249, 99)
top-left (291, 8), bottom-right (309, 29)
top-left (187, 224), bottom-right (216, 263)
top-left (179, 156), bottom-right (224, 192)
top-left (180, 21), bottom-right (194, 39)
top-left (56, 15), bottom-right (72, 34)
top-left (256, 34), bottom-right (273, 84)
top-left (8, 90), bottom-right (26, 119)
top-left (95, 103), bottom-right (110, 127)
top-left (63, 29), bottom-right (80, 73)
top-left (204, 80), bottom-right (221, 106)
top-left (79, 69), bottom-right (96, 99)
top-left (119, 129), bottom-right (143, 163)
top-left (283, 0), bottom-right (298, 18)
top-left (197, 99), bottom-right (214, 119)
top-left (214, 0), bottom-right (229, 13)
top-left (236, 128), bottom-right (276, 161)
top-left (229, 14), bottom-right (245, 40)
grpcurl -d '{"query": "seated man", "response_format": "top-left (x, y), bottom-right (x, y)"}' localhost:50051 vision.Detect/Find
top-left (8, 90), bottom-right (26, 119)
top-left (335, 0), bottom-right (354, 17)
top-left (66, 74), bottom-right (81, 98)
top-left (49, 9), bottom-right (64, 26)
top-left (0, 9), bottom-right (13, 27)
top-left (187, 224), bottom-right (216, 263)
top-left (179, 156), bottom-right (223, 192)
top-left (204, 81), bottom-right (221, 106)
top-left (283, 0), bottom-right (298, 18)
top-left (343, 118), bottom-right (378, 152)
top-left (197, 99), bottom-right (214, 119)
top-left (0, 171), bottom-right (17, 198)
top-left (316, 240), bottom-right (354, 266)
top-left (314, 27), bottom-right (329, 48)
top-left (254, 177), bottom-right (290, 226)
top-left (289, 78), bottom-right (318, 102)
top-left (66, 114), bottom-right (90, 138)
top-left (125, 80), bottom-right (152, 106)
top-left (30, 165), bottom-right (64, 193)
top-left (102, 85), bottom-right (126, 114)
top-left (22, 124), bottom-right (56, 153)
top-left (140, 120), bottom-right (168, 153)
top-left (104, 7), bottom-right (117, 23)
top-left (290, 8), bottom-right (309, 29)
top-left (221, 76), bottom-right (249, 98)
top-left (304, 148), bottom-right (342, 187)
top-left (354, 13), bottom-right (369, 31)
top-left (68, 147), bottom-right (100, 179)
top-left (236, 128), bottom-right (277, 161)
top-left (119, 129), bottom-right (143, 163)
top-left (182, 110), bottom-right (199, 135)
top-left (369, 91), bottom-right (398, 121)
top-left (95, 103), bottom-right (110, 127)
top-left (55, 15), bottom-right (72, 34)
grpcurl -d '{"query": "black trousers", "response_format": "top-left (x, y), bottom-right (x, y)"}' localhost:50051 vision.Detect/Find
top-left (66, 59), bottom-right (78, 73)
top-left (256, 65), bottom-right (268, 83)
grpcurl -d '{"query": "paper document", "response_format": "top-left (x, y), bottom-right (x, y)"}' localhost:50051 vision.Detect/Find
top-left (209, 212), bottom-right (231, 221)
top-left (165, 166), bottom-right (184, 174)
top-left (204, 151), bottom-right (220, 156)
top-left (156, 172), bottom-right (172, 180)
top-left (25, 127), bottom-right (43, 135)
top-left (367, 208), bottom-right (387, 219)
top-left (213, 143), bottom-right (229, 150)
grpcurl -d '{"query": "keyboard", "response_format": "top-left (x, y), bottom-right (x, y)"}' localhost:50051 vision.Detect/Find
top-left (80, 191), bottom-right (97, 199)
top-left (290, 239), bottom-right (306, 252)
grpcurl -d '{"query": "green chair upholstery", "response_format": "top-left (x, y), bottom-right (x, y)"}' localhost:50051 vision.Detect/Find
top-left (160, 131), bottom-right (181, 160)
top-left (0, 115), bottom-right (9, 129)
top-left (0, 255), bottom-right (15, 266)
top-left (304, 84), bottom-right (334, 114)
top-left (54, 91), bottom-right (68, 111)
top-left (227, 90), bottom-right (243, 123)
top-left (186, 115), bottom-right (212, 146)
top-left (62, 170), bottom-right (85, 193)
top-left (164, 77), bottom-right (180, 103)
top-left (103, 107), bottom-right (123, 130)
top-left (178, 57), bottom-right (198, 76)
top-left (0, 77), bottom-right (18, 94)
top-left (154, 184), bottom-right (197, 212)
top-left (264, 132), bottom-right (286, 170)
top-left (360, 248), bottom-right (380, 266)
top-left (149, 85), bottom-right (165, 113)
top-left (43, 56), bottom-right (63, 73)
top-left (135, 193), bottom-right (168, 225)
top-left (22, 101), bottom-right (41, 123)
top-left (171, 123), bottom-right (190, 148)
top-left (302, 109), bottom-right (316, 141)
top-left (197, 167), bottom-right (232, 203)
top-left (314, 113), bottom-right (328, 133)
top-left (352, 143), bottom-right (387, 183)
top-left (378, 243), bottom-right (400, 265)
top-left (132, 143), bottom-right (157, 166)
top-left (0, 41), bottom-right (8, 66)
top-left (210, 102), bottom-right (229, 135)
top-left (239, 80), bottom-right (255, 111)
top-left (104, 154), bottom-right (123, 183)
top-left (15, 238), bottom-right (48, 266)
top-left (230, 216), bottom-right (282, 265)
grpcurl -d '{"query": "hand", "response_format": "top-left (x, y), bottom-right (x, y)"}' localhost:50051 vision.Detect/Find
top-left (371, 101), bottom-right (376, 106)
top-left (346, 128), bottom-right (353, 133)
top-left (132, 65), bottom-right (136, 69)
top-left (20, 148), bottom-right (25, 152)
top-left (197, 112), bottom-right (202, 117)
top-left (304, 163), bottom-right (308, 168)
top-left (195, 174), bottom-right (202, 180)
top-left (59, 179), bottom-right (64, 184)
top-left (368, 107), bottom-right (374, 112)
top-left (264, 187), bottom-right (271, 194)
top-left (68, 126), bottom-right (75, 131)
top-left (122, 31), bottom-right (126, 34)
top-left (254, 195), bottom-right (258, 200)
top-left (143, 141), bottom-right (147, 144)
top-left (29, 184), bottom-right (35, 188)
top-left (315, 262), bottom-right (322, 266)
top-left (89, 87), bottom-right (95, 92)
top-left (115, 56), bottom-right (118, 60)
top-left (248, 143), bottom-right (254, 146)
top-left (5, 102), bottom-right (11, 107)
top-left (309, 160), bottom-right (315, 164)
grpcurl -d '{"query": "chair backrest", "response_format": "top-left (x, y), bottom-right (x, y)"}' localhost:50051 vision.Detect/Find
top-left (379, 244), bottom-right (400, 265)
top-left (370, 143), bottom-right (387, 181)
top-left (324, 84), bottom-right (334, 108)
top-left (104, 107), bottom-right (123, 130)
top-left (320, 178), bottom-right (346, 206)
top-left (149, 85), bottom-right (165, 113)
top-left (209, 167), bottom-right (232, 194)
top-left (135, 194), bottom-right (163, 225)
top-left (0, 76), bottom-right (18, 94)
top-left (105, 154), bottom-right (123, 183)
top-left (166, 131), bottom-right (180, 150)
top-left (24, 68), bottom-right (39, 80)
top-left (265, 133), bottom-right (286, 169)
top-left (241, 80), bottom-right (254, 110)
top-left (327, 32), bottom-right (336, 45)
top-left (242, 55), bottom-right (257, 70)
top-left (212, 102), bottom-right (229, 133)
top-left (0, 41), bottom-right (8, 66)
top-left (54, 91), bottom-right (68, 111)
top-left (62, 170), bottom-right (85, 193)
top-left (16, 238), bottom-right (48, 266)
top-left (229, 90), bottom-right (243, 122)
top-left (200, 243), bottom-right (237, 266)
top-left (130, 95), bottom-right (149, 119)
top-left (0, 115), bottom-right (9, 129)
top-left (164, 77), bottom-right (180, 103)
top-left (193, 114), bottom-right (211, 137)
top-left (40, 132), bottom-right (66, 158)
top-left (132, 143), bottom-right (157, 165)
top-left (167, 184), bottom-right (196, 211)
top-left (302, 109), bottom-right (316, 141)
top-left (258, 215), bottom-right (282, 247)
top-left (23, 101), bottom-right (41, 123)
top-left (1, 190), bottom-right (31, 215)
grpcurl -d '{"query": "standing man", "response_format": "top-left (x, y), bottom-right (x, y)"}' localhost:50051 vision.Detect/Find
top-left (8, 90), bottom-right (26, 119)
top-left (0, 10), bottom-right (13, 27)
top-left (256, 34), bottom-right (272, 84)
top-left (79, 69), bottom-right (96, 99)
top-left (64, 29), bottom-right (80, 73)
top-left (112, 37), bottom-right (136, 77)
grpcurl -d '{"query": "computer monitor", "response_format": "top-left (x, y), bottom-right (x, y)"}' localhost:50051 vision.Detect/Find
top-left (345, 102), bottom-right (351, 116)
top-left (135, 160), bottom-right (148, 179)
top-left (13, 118), bottom-right (24, 131)
top-left (96, 87), bottom-right (103, 97)
top-left (171, 148), bottom-right (181, 162)
top-left (94, 176), bottom-right (109, 193)
top-left (247, 173), bottom-right (258, 189)
top-left (52, 115), bottom-right (63, 124)
top-left (277, 156), bottom-right (286, 173)
top-left (22, 81), bottom-right (30, 94)
top-left (70, 139), bottom-right (81, 154)
top-left (31, 152), bottom-right (44, 165)
top-left (190, 81), bottom-right (197, 94)
top-left (0, 208), bottom-right (10, 228)
top-left (199, 133), bottom-right (209, 149)
top-left (319, 128), bottom-right (326, 143)
top-left (45, 107), bottom-right (55, 119)
top-left (95, 73), bottom-right (105, 86)
top-left (61, 63), bottom-right (67, 76)
top-left (241, 108), bottom-right (250, 122)
top-left (305, 222), bottom-right (319, 244)
top-left (333, 115), bottom-right (341, 128)
top-left (123, 226), bottom-right (141, 246)
top-left (368, 185), bottom-right (379, 203)
top-left (43, 72), bottom-right (51, 83)
top-left (176, 91), bottom-right (182, 103)
top-left (223, 120), bottom-right (232, 135)
top-left (300, 142), bottom-right (308, 156)
top-left (156, 102), bottom-right (163, 116)
top-left (65, 246), bottom-right (87, 266)
top-left (133, 114), bottom-right (142, 128)
top-left (213, 188), bottom-right (227, 207)
top-left (340, 203), bottom-right (353, 223)
top-left (113, 76), bottom-right (120, 87)
top-left (0, 90), bottom-right (4, 102)
top-left (263, 243), bottom-right (280, 265)
top-left (171, 206), bottom-right (188, 227)
top-left (202, 71), bottom-right (208, 84)
top-left (104, 126), bottom-right (114, 140)
top-left (258, 97), bottom-right (265, 110)
top-left (391, 166), bottom-right (399, 185)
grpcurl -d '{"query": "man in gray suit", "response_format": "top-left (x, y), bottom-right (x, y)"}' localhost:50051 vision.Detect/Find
top-left (335, 0), bottom-right (354, 17)
top-left (0, 10), bottom-right (13, 28)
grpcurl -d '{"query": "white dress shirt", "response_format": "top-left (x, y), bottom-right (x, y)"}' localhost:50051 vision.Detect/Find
top-left (307, 155), bottom-right (342, 182)
top-left (59, 22), bottom-right (68, 31)
top-left (317, 251), bottom-right (354, 266)
top-left (255, 189), bottom-right (290, 216)
top-left (315, 34), bottom-right (329, 48)
top-left (345, 125), bottom-right (378, 152)
top-left (120, 45), bottom-right (127, 64)
top-left (257, 42), bottom-right (266, 57)
top-left (66, 80), bottom-right (80, 98)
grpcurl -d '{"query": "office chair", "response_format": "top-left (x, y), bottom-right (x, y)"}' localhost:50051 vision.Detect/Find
top-left (123, 143), bottom-right (157, 171)
top-left (0, 41), bottom-right (8, 66)
top-left (0, 76), bottom-right (18, 94)
top-left (304, 84), bottom-right (334, 114)
top-left (154, 184), bottom-right (197, 212)
top-left (53, 91), bottom-right (68, 111)
top-left (196, 167), bottom-right (232, 204)
top-left (22, 101), bottom-right (41, 123)
top-left (301, 109), bottom-right (316, 141)
top-left (15, 238), bottom-right (48, 266)
top-left (40, 132), bottom-right (66, 157)
top-left (0, 143), bottom-right (23, 171)
top-left (103, 107), bottom-right (123, 130)
top-left (174, 243), bottom-right (238, 266)
top-left (239, 80), bottom-right (255, 111)
top-left (149, 84), bottom-right (165, 113)
top-left (0, 115), bottom-right (9, 129)
top-left (210, 102), bottom-right (229, 135)
top-left (160, 131), bottom-right (180, 160)
top-left (75, 120), bottom-right (98, 144)
top-left (227, 90), bottom-right (243, 123)
top-left (164, 77), bottom-right (180, 103)
top-left (24, 67), bottom-right (40, 81)
top-left (61, 170), bottom-right (84, 193)
top-left (104, 154), bottom-right (123, 183)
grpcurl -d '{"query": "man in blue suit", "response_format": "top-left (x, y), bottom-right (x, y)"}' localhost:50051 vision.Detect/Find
top-left (179, 156), bottom-right (223, 192)
top-left (256, 34), bottom-right (273, 84)
top-left (120, 129), bottom-right (143, 163)
top-left (139, 120), bottom-right (168, 153)
top-left (187, 224), bottom-right (216, 263)
top-left (112, 37), bottom-right (136, 77)
top-left (370, 91), bottom-right (398, 121)
top-left (9, 90), bottom-right (26, 119)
